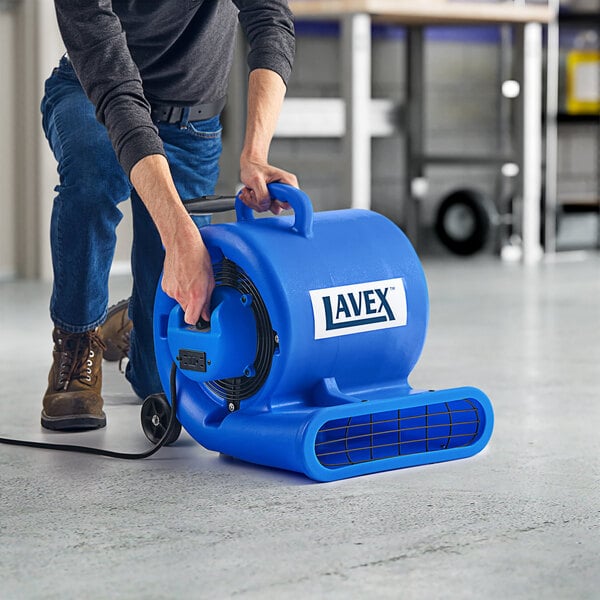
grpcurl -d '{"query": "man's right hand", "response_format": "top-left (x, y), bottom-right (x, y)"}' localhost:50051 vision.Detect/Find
top-left (162, 226), bottom-right (215, 325)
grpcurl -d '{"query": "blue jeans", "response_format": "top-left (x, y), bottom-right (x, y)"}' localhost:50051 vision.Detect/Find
top-left (41, 56), bottom-right (221, 399)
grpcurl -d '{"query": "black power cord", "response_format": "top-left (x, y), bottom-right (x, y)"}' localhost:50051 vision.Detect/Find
top-left (0, 363), bottom-right (179, 460)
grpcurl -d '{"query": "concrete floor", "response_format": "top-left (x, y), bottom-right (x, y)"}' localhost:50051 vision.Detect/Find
top-left (1, 254), bottom-right (599, 599)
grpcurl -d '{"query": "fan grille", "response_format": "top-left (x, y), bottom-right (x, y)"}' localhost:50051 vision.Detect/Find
top-left (205, 258), bottom-right (276, 404)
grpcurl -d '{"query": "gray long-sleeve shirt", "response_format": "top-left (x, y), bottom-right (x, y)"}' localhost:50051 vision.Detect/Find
top-left (53, 0), bottom-right (295, 176)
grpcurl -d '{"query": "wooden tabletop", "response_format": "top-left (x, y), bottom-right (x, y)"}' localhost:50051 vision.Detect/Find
top-left (289, 1), bottom-right (554, 25)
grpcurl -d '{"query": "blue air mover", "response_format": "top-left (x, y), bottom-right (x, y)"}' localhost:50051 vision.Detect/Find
top-left (151, 183), bottom-right (493, 482)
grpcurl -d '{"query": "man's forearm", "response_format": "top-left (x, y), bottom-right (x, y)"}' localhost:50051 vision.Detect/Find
top-left (130, 154), bottom-right (215, 324)
top-left (241, 68), bottom-right (286, 164)
top-left (129, 154), bottom-right (198, 249)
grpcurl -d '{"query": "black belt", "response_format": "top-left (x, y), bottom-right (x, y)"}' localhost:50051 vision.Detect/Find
top-left (150, 97), bottom-right (226, 124)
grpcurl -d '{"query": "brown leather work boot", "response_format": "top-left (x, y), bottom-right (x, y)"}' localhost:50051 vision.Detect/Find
top-left (101, 298), bottom-right (132, 364)
top-left (41, 327), bottom-right (107, 431)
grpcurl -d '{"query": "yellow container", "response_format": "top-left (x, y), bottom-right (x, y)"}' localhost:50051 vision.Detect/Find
top-left (566, 48), bottom-right (600, 115)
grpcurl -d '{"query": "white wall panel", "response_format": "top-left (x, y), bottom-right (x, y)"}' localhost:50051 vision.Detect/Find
top-left (0, 8), bottom-right (16, 279)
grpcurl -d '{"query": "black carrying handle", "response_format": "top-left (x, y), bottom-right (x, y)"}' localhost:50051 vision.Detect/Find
top-left (182, 195), bottom-right (237, 215)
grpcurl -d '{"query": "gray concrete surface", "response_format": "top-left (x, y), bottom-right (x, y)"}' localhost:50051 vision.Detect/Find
top-left (1, 255), bottom-right (599, 599)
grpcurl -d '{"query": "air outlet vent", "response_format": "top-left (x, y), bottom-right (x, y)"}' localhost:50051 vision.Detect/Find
top-left (315, 399), bottom-right (481, 468)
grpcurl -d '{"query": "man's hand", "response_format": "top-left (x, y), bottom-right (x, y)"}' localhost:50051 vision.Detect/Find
top-left (239, 157), bottom-right (297, 215)
top-left (130, 154), bottom-right (214, 325)
top-left (161, 227), bottom-right (215, 325)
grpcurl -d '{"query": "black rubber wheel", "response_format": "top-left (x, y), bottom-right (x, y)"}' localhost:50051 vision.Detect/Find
top-left (435, 189), bottom-right (492, 256)
top-left (141, 393), bottom-right (182, 446)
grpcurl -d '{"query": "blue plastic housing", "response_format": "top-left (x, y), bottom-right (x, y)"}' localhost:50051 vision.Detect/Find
top-left (153, 184), bottom-right (493, 481)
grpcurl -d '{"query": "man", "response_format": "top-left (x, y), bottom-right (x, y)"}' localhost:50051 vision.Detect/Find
top-left (40, 1), bottom-right (297, 431)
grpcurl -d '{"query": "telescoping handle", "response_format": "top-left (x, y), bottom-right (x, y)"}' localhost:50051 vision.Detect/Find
top-left (182, 195), bottom-right (237, 214)
top-left (235, 183), bottom-right (314, 239)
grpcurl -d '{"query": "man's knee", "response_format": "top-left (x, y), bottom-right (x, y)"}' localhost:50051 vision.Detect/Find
top-left (45, 95), bottom-right (130, 203)
top-left (58, 139), bottom-right (130, 204)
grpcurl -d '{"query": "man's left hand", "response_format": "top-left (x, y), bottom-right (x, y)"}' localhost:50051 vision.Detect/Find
top-left (239, 157), bottom-right (298, 215)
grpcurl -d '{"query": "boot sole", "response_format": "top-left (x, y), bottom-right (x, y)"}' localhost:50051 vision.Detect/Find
top-left (41, 410), bottom-right (107, 431)
top-left (102, 298), bottom-right (131, 362)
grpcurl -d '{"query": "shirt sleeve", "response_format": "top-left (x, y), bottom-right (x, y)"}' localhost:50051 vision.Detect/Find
top-left (53, 0), bottom-right (166, 177)
top-left (233, 0), bottom-right (296, 86)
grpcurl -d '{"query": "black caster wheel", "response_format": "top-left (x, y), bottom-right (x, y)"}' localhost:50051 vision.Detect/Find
top-left (141, 393), bottom-right (182, 446)
top-left (435, 189), bottom-right (492, 256)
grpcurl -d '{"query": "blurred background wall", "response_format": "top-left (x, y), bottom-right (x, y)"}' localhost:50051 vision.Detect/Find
top-left (0, 1), bottom-right (597, 280)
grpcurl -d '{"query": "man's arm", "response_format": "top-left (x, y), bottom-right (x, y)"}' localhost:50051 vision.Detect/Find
top-left (234, 0), bottom-right (298, 211)
top-left (54, 0), bottom-right (165, 175)
top-left (129, 156), bottom-right (214, 325)
top-left (238, 69), bottom-right (298, 213)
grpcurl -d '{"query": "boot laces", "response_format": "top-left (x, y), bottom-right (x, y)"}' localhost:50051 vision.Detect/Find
top-left (55, 329), bottom-right (106, 391)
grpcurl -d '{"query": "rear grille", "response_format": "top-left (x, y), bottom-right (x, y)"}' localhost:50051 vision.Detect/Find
top-left (315, 399), bottom-right (481, 468)
top-left (205, 258), bottom-right (276, 405)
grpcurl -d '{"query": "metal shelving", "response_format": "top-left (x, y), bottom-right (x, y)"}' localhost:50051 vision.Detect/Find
top-left (544, 2), bottom-right (600, 253)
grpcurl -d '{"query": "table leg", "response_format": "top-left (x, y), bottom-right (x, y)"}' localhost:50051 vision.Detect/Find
top-left (341, 13), bottom-right (372, 209)
top-left (404, 26), bottom-right (425, 246)
top-left (516, 22), bottom-right (545, 263)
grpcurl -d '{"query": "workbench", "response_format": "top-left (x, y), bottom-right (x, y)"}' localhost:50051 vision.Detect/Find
top-left (287, 0), bottom-right (554, 263)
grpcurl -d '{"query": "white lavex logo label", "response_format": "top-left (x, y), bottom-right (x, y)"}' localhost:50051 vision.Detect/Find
top-left (310, 278), bottom-right (407, 339)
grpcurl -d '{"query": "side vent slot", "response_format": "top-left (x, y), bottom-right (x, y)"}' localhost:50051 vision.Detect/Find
top-left (315, 399), bottom-right (482, 468)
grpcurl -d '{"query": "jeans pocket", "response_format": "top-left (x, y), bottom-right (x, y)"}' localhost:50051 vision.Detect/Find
top-left (186, 115), bottom-right (222, 139)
